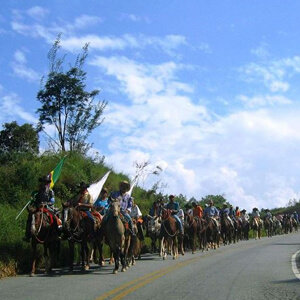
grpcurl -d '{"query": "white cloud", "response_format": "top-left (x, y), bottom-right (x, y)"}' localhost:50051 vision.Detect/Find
top-left (27, 6), bottom-right (49, 20)
top-left (91, 55), bottom-right (300, 209)
top-left (238, 94), bottom-right (292, 108)
top-left (0, 93), bottom-right (37, 124)
top-left (251, 43), bottom-right (270, 59)
top-left (241, 55), bottom-right (300, 93)
top-left (120, 13), bottom-right (150, 23)
top-left (11, 50), bottom-right (40, 82)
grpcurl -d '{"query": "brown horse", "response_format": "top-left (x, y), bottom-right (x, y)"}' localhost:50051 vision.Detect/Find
top-left (98, 200), bottom-right (126, 274)
top-left (204, 217), bottom-right (220, 250)
top-left (159, 209), bottom-right (184, 260)
top-left (264, 217), bottom-right (273, 237)
top-left (220, 214), bottom-right (234, 245)
top-left (127, 219), bottom-right (141, 266)
top-left (30, 204), bottom-right (59, 276)
top-left (63, 206), bottom-right (100, 271)
top-left (184, 214), bottom-right (198, 254)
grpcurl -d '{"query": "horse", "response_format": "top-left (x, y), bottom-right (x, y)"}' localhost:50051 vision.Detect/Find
top-left (145, 215), bottom-right (161, 253)
top-left (282, 216), bottom-right (292, 234)
top-left (241, 218), bottom-right (250, 240)
top-left (29, 204), bottom-right (59, 276)
top-left (291, 217), bottom-right (298, 232)
top-left (272, 217), bottom-right (282, 235)
top-left (98, 200), bottom-right (126, 274)
top-left (220, 214), bottom-right (234, 245)
top-left (232, 218), bottom-right (242, 243)
top-left (250, 217), bottom-right (262, 240)
top-left (159, 209), bottom-right (184, 260)
top-left (63, 206), bottom-right (101, 271)
top-left (184, 214), bottom-right (198, 254)
top-left (127, 219), bottom-right (141, 266)
top-left (264, 217), bottom-right (273, 237)
top-left (204, 217), bottom-right (220, 250)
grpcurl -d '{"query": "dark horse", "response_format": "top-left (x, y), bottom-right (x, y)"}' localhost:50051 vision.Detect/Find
top-left (160, 209), bottom-right (184, 259)
top-left (220, 214), bottom-right (234, 245)
top-left (241, 218), bottom-right (250, 240)
top-left (203, 217), bottom-right (220, 250)
top-left (29, 204), bottom-right (59, 276)
top-left (184, 214), bottom-right (198, 254)
top-left (63, 206), bottom-right (100, 271)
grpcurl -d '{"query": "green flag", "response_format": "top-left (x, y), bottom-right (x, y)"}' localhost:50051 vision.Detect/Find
top-left (49, 156), bottom-right (66, 188)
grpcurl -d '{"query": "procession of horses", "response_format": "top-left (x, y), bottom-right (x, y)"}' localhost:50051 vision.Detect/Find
top-left (23, 177), bottom-right (299, 277)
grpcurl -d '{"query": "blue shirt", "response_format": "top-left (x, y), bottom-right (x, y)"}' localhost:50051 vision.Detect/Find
top-left (94, 198), bottom-right (109, 215)
top-left (204, 206), bottom-right (219, 217)
top-left (166, 202), bottom-right (179, 211)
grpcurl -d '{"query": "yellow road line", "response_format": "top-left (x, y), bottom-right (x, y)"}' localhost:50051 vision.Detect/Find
top-left (95, 264), bottom-right (176, 300)
top-left (96, 256), bottom-right (200, 300)
top-left (111, 257), bottom-right (200, 300)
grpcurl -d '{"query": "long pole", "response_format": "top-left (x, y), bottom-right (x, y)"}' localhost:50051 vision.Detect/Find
top-left (15, 200), bottom-right (31, 220)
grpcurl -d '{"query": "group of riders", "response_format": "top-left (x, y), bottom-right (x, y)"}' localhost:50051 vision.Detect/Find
top-left (23, 176), bottom-right (299, 273)
top-left (24, 175), bottom-right (299, 243)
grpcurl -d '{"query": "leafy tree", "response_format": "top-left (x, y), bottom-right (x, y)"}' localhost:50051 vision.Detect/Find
top-left (37, 36), bottom-right (107, 153)
top-left (0, 121), bottom-right (39, 154)
top-left (200, 194), bottom-right (228, 208)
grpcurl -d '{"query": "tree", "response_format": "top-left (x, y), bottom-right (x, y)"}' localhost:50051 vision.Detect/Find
top-left (200, 194), bottom-right (228, 208)
top-left (37, 35), bottom-right (107, 153)
top-left (0, 121), bottom-right (39, 154)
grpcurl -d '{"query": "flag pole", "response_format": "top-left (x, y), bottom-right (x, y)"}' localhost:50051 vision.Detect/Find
top-left (15, 200), bottom-right (31, 220)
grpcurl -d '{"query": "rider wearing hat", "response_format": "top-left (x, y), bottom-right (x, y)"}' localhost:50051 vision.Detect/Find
top-left (107, 180), bottom-right (135, 234)
top-left (204, 200), bottom-right (220, 230)
top-left (241, 209), bottom-right (249, 221)
top-left (166, 195), bottom-right (184, 235)
top-left (23, 175), bottom-right (56, 242)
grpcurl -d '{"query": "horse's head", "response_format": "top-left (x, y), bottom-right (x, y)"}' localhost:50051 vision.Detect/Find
top-left (110, 199), bottom-right (120, 217)
top-left (161, 208), bottom-right (171, 220)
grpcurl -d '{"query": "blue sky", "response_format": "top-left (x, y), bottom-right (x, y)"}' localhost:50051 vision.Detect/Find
top-left (1, 1), bottom-right (300, 209)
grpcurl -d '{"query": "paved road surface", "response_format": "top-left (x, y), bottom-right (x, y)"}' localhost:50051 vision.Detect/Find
top-left (1, 232), bottom-right (300, 300)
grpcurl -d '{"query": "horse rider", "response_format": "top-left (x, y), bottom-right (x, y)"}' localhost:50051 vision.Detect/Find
top-left (192, 202), bottom-right (203, 219)
top-left (71, 182), bottom-right (99, 231)
top-left (220, 203), bottom-right (234, 227)
top-left (23, 176), bottom-right (60, 242)
top-left (204, 200), bottom-right (220, 231)
top-left (94, 187), bottom-right (109, 216)
top-left (241, 209), bottom-right (249, 222)
top-left (251, 207), bottom-right (261, 226)
top-left (292, 211), bottom-right (299, 224)
top-left (149, 200), bottom-right (161, 218)
top-left (106, 180), bottom-right (135, 235)
top-left (130, 198), bottom-right (144, 240)
top-left (165, 195), bottom-right (184, 236)
top-left (265, 209), bottom-right (273, 223)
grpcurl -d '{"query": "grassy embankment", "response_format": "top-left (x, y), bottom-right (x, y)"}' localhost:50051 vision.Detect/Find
top-left (0, 151), bottom-right (156, 278)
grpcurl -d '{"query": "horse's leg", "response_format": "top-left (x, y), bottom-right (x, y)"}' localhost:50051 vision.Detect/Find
top-left (68, 240), bottom-right (74, 271)
top-left (85, 241), bottom-right (90, 270)
top-left (113, 248), bottom-right (119, 274)
top-left (30, 240), bottom-right (37, 276)
top-left (44, 244), bottom-right (50, 274)
top-left (159, 237), bottom-right (164, 257)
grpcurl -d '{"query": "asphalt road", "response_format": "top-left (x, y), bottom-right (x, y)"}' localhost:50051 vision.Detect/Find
top-left (1, 232), bottom-right (300, 300)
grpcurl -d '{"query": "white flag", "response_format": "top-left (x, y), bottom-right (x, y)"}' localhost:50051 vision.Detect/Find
top-left (128, 178), bottom-right (137, 197)
top-left (88, 171), bottom-right (111, 203)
